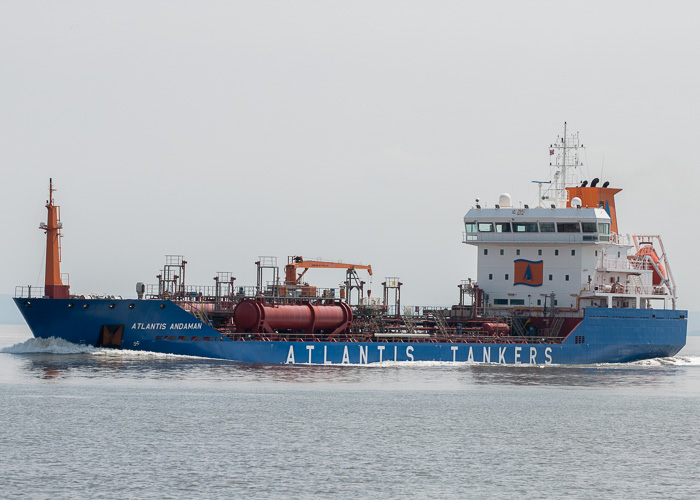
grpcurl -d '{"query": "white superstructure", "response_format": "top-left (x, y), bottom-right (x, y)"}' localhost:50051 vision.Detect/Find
top-left (463, 125), bottom-right (676, 312)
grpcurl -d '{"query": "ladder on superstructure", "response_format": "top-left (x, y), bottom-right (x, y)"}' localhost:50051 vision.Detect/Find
top-left (400, 313), bottom-right (417, 335)
top-left (191, 305), bottom-right (211, 326)
top-left (506, 316), bottom-right (528, 337)
top-left (548, 316), bottom-right (565, 338)
top-left (430, 310), bottom-right (450, 336)
top-left (628, 274), bottom-right (645, 294)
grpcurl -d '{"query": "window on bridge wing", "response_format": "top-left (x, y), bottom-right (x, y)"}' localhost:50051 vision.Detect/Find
top-left (495, 222), bottom-right (511, 232)
top-left (465, 222), bottom-right (477, 233)
top-left (598, 223), bottom-right (610, 234)
top-left (513, 222), bottom-right (538, 232)
top-left (478, 222), bottom-right (494, 232)
top-left (581, 222), bottom-right (598, 233)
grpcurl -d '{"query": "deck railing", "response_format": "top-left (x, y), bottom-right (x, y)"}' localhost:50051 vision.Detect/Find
top-left (14, 286), bottom-right (45, 298)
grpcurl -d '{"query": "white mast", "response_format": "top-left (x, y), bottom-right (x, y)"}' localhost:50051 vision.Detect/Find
top-left (544, 121), bottom-right (584, 207)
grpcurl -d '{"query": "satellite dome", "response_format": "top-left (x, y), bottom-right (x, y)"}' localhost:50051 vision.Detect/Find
top-left (498, 193), bottom-right (512, 208)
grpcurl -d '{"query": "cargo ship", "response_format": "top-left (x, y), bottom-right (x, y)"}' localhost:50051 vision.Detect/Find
top-left (14, 126), bottom-right (687, 364)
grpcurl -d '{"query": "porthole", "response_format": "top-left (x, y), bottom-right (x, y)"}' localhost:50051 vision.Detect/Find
top-left (129, 304), bottom-right (135, 309)
top-left (83, 303), bottom-right (89, 309)
top-left (109, 303), bottom-right (116, 309)
top-left (24, 301), bottom-right (31, 307)
top-left (160, 304), bottom-right (166, 309)
top-left (67, 303), bottom-right (74, 308)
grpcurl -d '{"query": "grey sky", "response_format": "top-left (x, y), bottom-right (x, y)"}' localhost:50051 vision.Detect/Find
top-left (2, 1), bottom-right (699, 310)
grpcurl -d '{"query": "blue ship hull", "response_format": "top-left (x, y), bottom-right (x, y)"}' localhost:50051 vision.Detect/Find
top-left (14, 298), bottom-right (686, 365)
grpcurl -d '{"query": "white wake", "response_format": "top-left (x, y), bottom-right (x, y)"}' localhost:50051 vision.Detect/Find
top-left (631, 355), bottom-right (700, 367)
top-left (0, 337), bottom-right (206, 360)
top-left (0, 336), bottom-right (99, 354)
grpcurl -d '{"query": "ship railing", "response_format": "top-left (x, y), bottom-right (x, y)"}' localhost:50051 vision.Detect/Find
top-left (598, 258), bottom-right (635, 270)
top-left (477, 306), bottom-right (584, 319)
top-left (180, 285), bottom-right (218, 298)
top-left (237, 286), bottom-right (258, 298)
top-left (14, 286), bottom-right (46, 298)
top-left (598, 257), bottom-right (662, 273)
top-left (612, 234), bottom-right (634, 245)
top-left (628, 255), bottom-right (656, 272)
top-left (588, 283), bottom-right (668, 296)
top-left (145, 283), bottom-right (259, 301)
top-left (223, 331), bottom-right (568, 344)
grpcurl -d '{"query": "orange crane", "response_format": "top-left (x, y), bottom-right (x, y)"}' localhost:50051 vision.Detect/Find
top-left (284, 256), bottom-right (372, 285)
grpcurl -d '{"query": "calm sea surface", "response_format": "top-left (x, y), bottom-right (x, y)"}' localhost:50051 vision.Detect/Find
top-left (1, 324), bottom-right (699, 499)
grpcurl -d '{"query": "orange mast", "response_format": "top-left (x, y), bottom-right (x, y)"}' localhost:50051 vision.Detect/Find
top-left (41, 178), bottom-right (70, 299)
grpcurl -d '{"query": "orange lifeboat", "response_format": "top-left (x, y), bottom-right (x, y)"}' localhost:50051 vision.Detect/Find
top-left (637, 245), bottom-right (666, 285)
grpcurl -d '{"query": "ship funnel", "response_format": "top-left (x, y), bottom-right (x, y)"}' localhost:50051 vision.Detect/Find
top-left (602, 181), bottom-right (610, 188)
top-left (590, 178), bottom-right (599, 187)
top-left (581, 180), bottom-right (588, 187)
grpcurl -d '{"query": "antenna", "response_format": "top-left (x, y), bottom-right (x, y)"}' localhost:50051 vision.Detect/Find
top-left (531, 180), bottom-right (550, 208)
top-left (547, 122), bottom-right (584, 207)
top-left (561, 122), bottom-right (567, 202)
top-left (49, 177), bottom-right (55, 206)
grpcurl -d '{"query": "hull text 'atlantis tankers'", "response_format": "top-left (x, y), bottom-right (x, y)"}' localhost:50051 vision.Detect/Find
top-left (15, 127), bottom-right (687, 364)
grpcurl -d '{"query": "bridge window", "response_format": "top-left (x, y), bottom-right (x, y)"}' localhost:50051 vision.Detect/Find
top-left (513, 222), bottom-right (538, 232)
top-left (598, 223), bottom-right (610, 234)
top-left (465, 222), bottom-right (477, 233)
top-left (557, 222), bottom-right (581, 232)
top-left (539, 222), bottom-right (555, 232)
top-left (582, 222), bottom-right (597, 233)
top-left (478, 222), bottom-right (494, 232)
top-left (495, 222), bottom-right (511, 232)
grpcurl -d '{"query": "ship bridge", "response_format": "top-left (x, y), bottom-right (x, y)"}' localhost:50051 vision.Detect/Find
top-left (463, 207), bottom-right (612, 244)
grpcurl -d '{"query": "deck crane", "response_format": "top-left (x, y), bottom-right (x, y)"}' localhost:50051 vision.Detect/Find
top-left (284, 256), bottom-right (373, 284)
top-left (284, 256), bottom-right (373, 305)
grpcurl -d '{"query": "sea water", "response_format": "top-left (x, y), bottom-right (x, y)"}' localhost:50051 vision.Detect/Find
top-left (1, 324), bottom-right (699, 499)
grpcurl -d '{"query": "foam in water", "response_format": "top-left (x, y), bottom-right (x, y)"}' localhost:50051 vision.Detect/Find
top-left (0, 336), bottom-right (100, 354)
top-left (632, 356), bottom-right (700, 366)
top-left (0, 337), bottom-right (206, 360)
